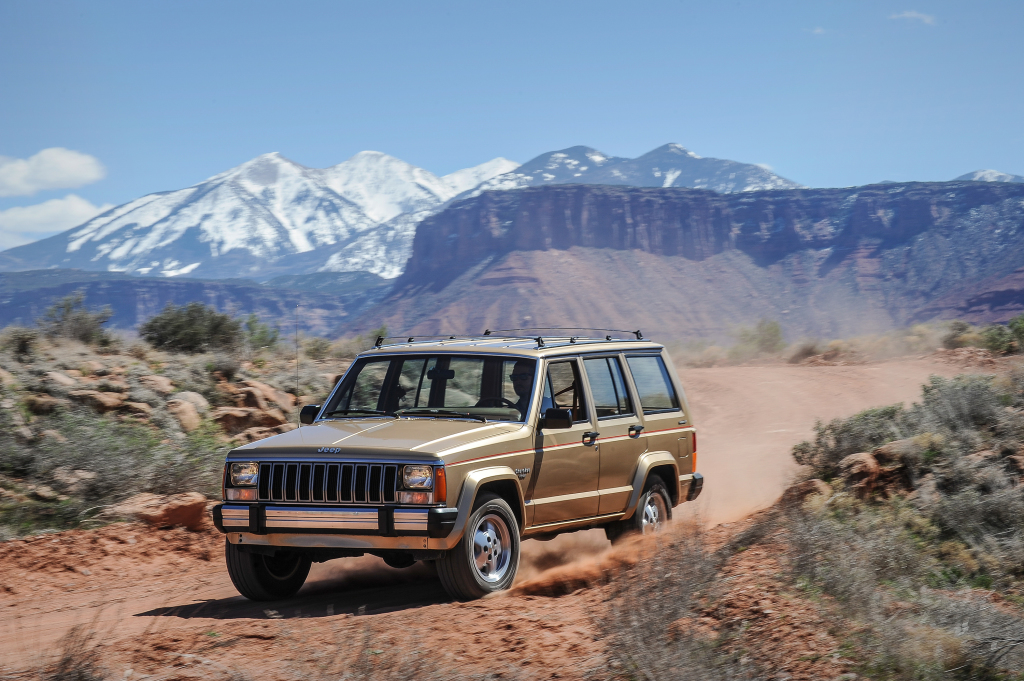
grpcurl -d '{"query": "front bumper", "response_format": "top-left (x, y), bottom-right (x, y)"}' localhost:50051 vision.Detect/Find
top-left (212, 503), bottom-right (458, 541)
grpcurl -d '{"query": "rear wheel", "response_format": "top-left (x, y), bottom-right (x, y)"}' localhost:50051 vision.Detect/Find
top-left (225, 540), bottom-right (312, 601)
top-left (604, 478), bottom-right (672, 544)
top-left (437, 493), bottom-right (520, 600)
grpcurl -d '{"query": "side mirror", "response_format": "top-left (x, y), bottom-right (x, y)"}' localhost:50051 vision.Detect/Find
top-left (539, 407), bottom-right (573, 430)
top-left (299, 404), bottom-right (321, 425)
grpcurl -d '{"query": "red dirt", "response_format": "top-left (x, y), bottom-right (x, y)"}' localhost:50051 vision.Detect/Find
top-left (0, 356), bottom-right (967, 679)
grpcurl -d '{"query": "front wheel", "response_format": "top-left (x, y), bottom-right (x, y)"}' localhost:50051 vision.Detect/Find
top-left (225, 540), bottom-right (312, 601)
top-left (604, 478), bottom-right (672, 544)
top-left (437, 493), bottom-right (520, 600)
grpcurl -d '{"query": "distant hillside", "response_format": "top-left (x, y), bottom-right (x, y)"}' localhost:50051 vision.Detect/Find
top-left (348, 181), bottom-right (1024, 342)
top-left (0, 270), bottom-right (390, 336)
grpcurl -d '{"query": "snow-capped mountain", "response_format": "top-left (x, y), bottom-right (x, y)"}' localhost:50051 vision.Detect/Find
top-left (955, 170), bottom-right (1024, 184)
top-left (0, 152), bottom-right (518, 280)
top-left (458, 143), bottom-right (801, 200)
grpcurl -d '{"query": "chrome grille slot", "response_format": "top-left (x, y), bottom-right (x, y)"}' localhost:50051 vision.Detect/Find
top-left (285, 464), bottom-right (298, 501)
top-left (258, 463), bottom-right (272, 499)
top-left (298, 464), bottom-right (312, 501)
top-left (252, 459), bottom-right (406, 506)
top-left (383, 465), bottom-right (397, 503)
top-left (340, 464), bottom-right (353, 502)
top-left (325, 464), bottom-right (339, 502)
top-left (271, 463), bottom-right (285, 501)
top-left (369, 465), bottom-right (382, 503)
top-left (312, 464), bottom-right (326, 502)
top-left (355, 465), bottom-right (368, 502)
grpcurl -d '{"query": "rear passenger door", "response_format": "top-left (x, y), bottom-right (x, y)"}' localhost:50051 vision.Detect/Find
top-left (581, 355), bottom-right (646, 515)
top-left (625, 353), bottom-right (688, 472)
top-left (530, 358), bottom-right (600, 525)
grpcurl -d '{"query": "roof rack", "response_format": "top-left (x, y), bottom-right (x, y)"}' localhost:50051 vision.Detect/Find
top-left (372, 328), bottom-right (646, 349)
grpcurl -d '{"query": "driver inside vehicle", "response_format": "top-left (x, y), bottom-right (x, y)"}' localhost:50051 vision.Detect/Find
top-left (509, 359), bottom-right (536, 420)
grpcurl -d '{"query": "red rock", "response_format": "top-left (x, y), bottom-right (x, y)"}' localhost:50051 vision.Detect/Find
top-left (69, 390), bottom-right (126, 413)
top-left (106, 492), bottom-right (208, 530)
top-left (780, 479), bottom-right (832, 507)
top-left (167, 399), bottom-right (201, 432)
top-left (44, 371), bottom-right (78, 387)
top-left (210, 406), bottom-right (259, 434)
top-left (123, 402), bottom-right (153, 416)
top-left (25, 393), bottom-right (61, 414)
top-left (838, 453), bottom-right (880, 498)
top-left (236, 387), bottom-right (268, 410)
top-left (139, 375), bottom-right (174, 395)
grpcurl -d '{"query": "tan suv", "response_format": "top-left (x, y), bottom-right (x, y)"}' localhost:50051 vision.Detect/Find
top-left (212, 332), bottom-right (702, 601)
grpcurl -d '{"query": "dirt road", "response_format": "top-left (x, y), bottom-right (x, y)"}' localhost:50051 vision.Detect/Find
top-left (0, 356), bottom-right (965, 679)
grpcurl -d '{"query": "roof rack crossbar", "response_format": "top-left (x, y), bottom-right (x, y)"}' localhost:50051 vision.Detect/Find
top-left (369, 328), bottom-right (648, 348)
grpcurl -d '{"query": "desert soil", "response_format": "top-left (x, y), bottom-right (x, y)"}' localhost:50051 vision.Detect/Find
top-left (0, 355), bottom-right (970, 679)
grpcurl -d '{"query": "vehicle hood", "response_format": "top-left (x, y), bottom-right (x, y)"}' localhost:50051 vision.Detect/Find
top-left (232, 418), bottom-right (522, 459)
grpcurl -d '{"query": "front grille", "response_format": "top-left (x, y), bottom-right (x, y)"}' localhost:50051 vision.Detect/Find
top-left (257, 462), bottom-right (398, 505)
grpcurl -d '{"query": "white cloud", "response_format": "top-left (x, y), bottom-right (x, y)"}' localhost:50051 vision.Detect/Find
top-left (890, 10), bottom-right (936, 25)
top-left (755, 163), bottom-right (774, 171)
top-left (812, 27), bottom-right (826, 35)
top-left (0, 194), bottom-right (114, 250)
top-left (0, 147), bottom-right (106, 197)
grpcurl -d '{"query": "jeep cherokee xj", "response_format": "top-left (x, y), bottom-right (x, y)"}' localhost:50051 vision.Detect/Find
top-left (212, 332), bottom-right (702, 601)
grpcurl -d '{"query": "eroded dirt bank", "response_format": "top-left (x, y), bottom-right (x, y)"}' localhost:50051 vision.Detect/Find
top-left (0, 357), bottom-right (969, 679)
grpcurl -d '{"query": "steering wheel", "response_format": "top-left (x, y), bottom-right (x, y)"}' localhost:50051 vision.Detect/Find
top-left (475, 397), bottom-right (518, 409)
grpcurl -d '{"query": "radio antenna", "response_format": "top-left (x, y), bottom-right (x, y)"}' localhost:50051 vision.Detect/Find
top-left (295, 304), bottom-right (300, 425)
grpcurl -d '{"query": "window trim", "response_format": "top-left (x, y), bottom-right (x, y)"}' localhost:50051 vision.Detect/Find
top-left (624, 353), bottom-right (682, 416)
top-left (580, 354), bottom-right (637, 421)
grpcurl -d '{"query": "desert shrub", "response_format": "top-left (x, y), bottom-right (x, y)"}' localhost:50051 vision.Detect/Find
top-left (37, 292), bottom-right (113, 346)
top-left (787, 339), bottom-right (820, 364)
top-left (1009, 314), bottom-right (1024, 348)
top-left (904, 375), bottom-right (1006, 441)
top-left (140, 302), bottom-right (241, 353)
top-left (942, 320), bottom-right (973, 349)
top-left (602, 526), bottom-right (764, 680)
top-left (330, 324), bottom-right (388, 359)
top-left (0, 325), bottom-right (37, 360)
top-left (205, 353), bottom-right (240, 381)
top-left (244, 313), bottom-right (279, 351)
top-left (126, 342), bottom-right (148, 360)
top-left (980, 323), bottom-right (1014, 354)
top-left (793, 405), bottom-right (907, 478)
top-left (304, 336), bottom-right (331, 360)
top-left (42, 625), bottom-right (106, 681)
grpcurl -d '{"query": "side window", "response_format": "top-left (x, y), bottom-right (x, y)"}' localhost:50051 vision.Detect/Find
top-left (543, 360), bottom-right (589, 423)
top-left (625, 355), bottom-right (680, 414)
top-left (583, 357), bottom-right (634, 419)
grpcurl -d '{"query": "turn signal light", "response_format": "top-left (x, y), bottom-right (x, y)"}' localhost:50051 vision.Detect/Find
top-left (692, 431), bottom-right (698, 473)
top-left (435, 466), bottom-right (447, 506)
top-left (226, 488), bottom-right (257, 501)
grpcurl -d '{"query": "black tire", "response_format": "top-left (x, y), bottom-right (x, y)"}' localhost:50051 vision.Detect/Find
top-left (604, 478), bottom-right (672, 544)
top-left (225, 540), bottom-right (312, 601)
top-left (437, 493), bottom-right (520, 600)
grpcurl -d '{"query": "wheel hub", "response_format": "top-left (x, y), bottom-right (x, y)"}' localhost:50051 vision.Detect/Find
top-left (473, 514), bottom-right (512, 582)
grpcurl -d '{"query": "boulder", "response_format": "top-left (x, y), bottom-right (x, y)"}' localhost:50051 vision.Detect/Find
top-left (0, 367), bottom-right (17, 387)
top-left (83, 360), bottom-right (106, 375)
top-left (965, 449), bottom-right (998, 465)
top-left (14, 426), bottom-right (35, 443)
top-left (51, 467), bottom-right (98, 495)
top-left (1005, 454), bottom-right (1024, 474)
top-left (780, 479), bottom-right (832, 507)
top-left (30, 484), bottom-right (61, 501)
top-left (167, 399), bottom-right (201, 432)
top-left (170, 391), bottom-right (209, 414)
top-left (44, 371), bottom-right (78, 387)
top-left (232, 426), bottom-right (279, 445)
top-left (236, 387), bottom-right (268, 410)
top-left (241, 380), bottom-right (296, 409)
top-left (256, 408), bottom-right (288, 428)
top-left (123, 401), bottom-right (153, 417)
top-left (41, 429), bottom-right (68, 443)
top-left (211, 406), bottom-right (259, 434)
top-left (69, 390), bottom-right (126, 413)
top-left (139, 375), bottom-right (174, 395)
top-left (838, 453), bottom-right (881, 498)
top-left (25, 393), bottom-right (62, 414)
top-left (106, 492), bottom-right (208, 530)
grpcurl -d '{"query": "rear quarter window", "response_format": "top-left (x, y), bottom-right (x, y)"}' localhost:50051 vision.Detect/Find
top-left (625, 355), bottom-right (680, 414)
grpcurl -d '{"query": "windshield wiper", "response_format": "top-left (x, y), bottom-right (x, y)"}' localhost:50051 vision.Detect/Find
top-left (322, 408), bottom-right (395, 418)
top-left (395, 408), bottom-right (487, 423)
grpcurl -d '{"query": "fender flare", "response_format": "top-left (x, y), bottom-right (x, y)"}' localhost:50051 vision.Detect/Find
top-left (621, 451), bottom-right (679, 520)
top-left (445, 466), bottom-right (525, 548)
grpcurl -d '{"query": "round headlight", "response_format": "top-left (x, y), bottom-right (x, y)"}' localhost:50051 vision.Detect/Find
top-left (403, 465), bottom-right (433, 489)
top-left (230, 462), bottom-right (259, 486)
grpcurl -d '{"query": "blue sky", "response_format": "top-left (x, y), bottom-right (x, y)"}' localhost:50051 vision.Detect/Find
top-left (1, 0), bottom-right (1022, 248)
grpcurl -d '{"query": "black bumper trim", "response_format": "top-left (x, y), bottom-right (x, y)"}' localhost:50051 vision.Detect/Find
top-left (687, 473), bottom-right (704, 501)
top-left (427, 507), bottom-right (459, 538)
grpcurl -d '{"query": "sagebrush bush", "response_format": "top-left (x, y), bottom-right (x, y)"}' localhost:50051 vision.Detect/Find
top-left (1, 325), bottom-right (38, 360)
top-left (793, 404), bottom-right (906, 478)
top-left (304, 336), bottom-right (331, 360)
top-left (38, 292), bottom-right (113, 346)
top-left (139, 302), bottom-right (241, 353)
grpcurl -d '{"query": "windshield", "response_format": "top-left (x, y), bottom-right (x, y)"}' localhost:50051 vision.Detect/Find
top-left (323, 355), bottom-right (537, 423)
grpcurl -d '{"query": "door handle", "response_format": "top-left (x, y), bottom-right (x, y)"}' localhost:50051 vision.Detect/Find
top-left (582, 431), bottom-right (599, 446)
top-left (628, 424), bottom-right (644, 437)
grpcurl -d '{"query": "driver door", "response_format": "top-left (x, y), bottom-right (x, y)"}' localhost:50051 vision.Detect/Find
top-left (529, 358), bottom-right (600, 525)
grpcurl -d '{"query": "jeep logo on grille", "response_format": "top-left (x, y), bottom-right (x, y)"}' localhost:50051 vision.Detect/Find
top-left (317, 447), bottom-right (341, 454)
